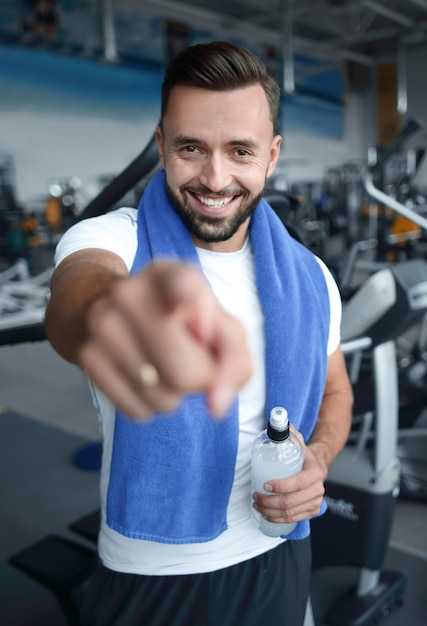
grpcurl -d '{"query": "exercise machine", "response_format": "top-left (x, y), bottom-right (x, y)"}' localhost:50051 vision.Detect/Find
top-left (338, 118), bottom-right (427, 296)
top-left (310, 256), bottom-right (427, 625)
top-left (335, 126), bottom-right (427, 501)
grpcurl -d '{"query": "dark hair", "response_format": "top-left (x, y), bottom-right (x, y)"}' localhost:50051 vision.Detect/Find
top-left (160, 41), bottom-right (280, 129)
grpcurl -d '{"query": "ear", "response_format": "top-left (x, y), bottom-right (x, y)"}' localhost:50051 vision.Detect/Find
top-left (155, 126), bottom-right (165, 168)
top-left (266, 134), bottom-right (282, 179)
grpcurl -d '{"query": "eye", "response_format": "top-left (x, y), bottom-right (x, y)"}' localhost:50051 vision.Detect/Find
top-left (184, 145), bottom-right (198, 153)
top-left (235, 148), bottom-right (251, 157)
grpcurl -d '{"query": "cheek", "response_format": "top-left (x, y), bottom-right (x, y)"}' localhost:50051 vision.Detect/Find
top-left (164, 165), bottom-right (192, 198)
top-left (238, 167), bottom-right (267, 192)
top-left (170, 161), bottom-right (203, 190)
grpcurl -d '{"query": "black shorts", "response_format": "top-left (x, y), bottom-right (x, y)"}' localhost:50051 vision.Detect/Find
top-left (81, 537), bottom-right (311, 626)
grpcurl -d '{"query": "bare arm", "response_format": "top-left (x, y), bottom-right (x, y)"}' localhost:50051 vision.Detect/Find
top-left (45, 249), bottom-right (128, 364)
top-left (307, 345), bottom-right (354, 474)
top-left (253, 345), bottom-right (353, 524)
top-left (45, 249), bottom-right (252, 420)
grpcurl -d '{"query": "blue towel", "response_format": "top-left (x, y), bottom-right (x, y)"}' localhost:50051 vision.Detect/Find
top-left (106, 170), bottom-right (330, 543)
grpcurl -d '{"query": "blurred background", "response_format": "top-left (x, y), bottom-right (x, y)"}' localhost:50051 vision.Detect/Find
top-left (1, 2), bottom-right (427, 625)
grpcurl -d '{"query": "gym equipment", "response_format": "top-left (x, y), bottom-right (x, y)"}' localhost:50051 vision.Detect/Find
top-left (364, 118), bottom-right (427, 261)
top-left (69, 509), bottom-right (101, 544)
top-left (334, 118), bottom-right (427, 296)
top-left (322, 161), bottom-right (367, 246)
top-left (0, 127), bottom-right (160, 347)
top-left (9, 534), bottom-right (97, 626)
top-left (0, 259), bottom-right (52, 345)
top-left (311, 257), bottom-right (427, 625)
top-left (336, 128), bottom-right (427, 502)
top-left (264, 187), bottom-right (328, 258)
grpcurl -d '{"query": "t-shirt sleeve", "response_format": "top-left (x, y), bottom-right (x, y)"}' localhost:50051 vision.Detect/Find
top-left (315, 256), bottom-right (342, 355)
top-left (54, 207), bottom-right (139, 271)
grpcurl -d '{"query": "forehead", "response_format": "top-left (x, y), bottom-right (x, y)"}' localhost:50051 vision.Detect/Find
top-left (162, 84), bottom-right (274, 139)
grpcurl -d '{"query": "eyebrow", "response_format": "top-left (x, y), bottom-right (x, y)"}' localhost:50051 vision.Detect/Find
top-left (228, 139), bottom-right (260, 150)
top-left (170, 135), bottom-right (203, 147)
top-left (170, 135), bottom-right (261, 150)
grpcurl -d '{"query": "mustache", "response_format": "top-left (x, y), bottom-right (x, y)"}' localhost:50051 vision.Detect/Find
top-left (183, 184), bottom-right (247, 197)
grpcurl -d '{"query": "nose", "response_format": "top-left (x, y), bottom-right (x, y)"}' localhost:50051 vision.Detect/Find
top-left (199, 153), bottom-right (231, 192)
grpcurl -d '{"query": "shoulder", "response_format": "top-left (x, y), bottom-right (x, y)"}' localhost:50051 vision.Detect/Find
top-left (54, 207), bottom-right (138, 270)
top-left (314, 256), bottom-right (340, 301)
top-left (314, 256), bottom-right (342, 354)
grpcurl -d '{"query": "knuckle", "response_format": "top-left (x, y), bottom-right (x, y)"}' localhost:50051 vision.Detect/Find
top-left (294, 474), bottom-right (306, 492)
top-left (136, 390), bottom-right (182, 417)
top-left (279, 495), bottom-right (292, 515)
top-left (280, 508), bottom-right (293, 523)
top-left (155, 394), bottom-right (182, 414)
top-left (311, 501), bottom-right (323, 517)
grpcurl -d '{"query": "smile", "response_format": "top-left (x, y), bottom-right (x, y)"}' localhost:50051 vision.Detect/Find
top-left (192, 193), bottom-right (235, 209)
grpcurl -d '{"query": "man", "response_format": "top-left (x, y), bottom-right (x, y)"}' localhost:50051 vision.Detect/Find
top-left (45, 41), bottom-right (353, 626)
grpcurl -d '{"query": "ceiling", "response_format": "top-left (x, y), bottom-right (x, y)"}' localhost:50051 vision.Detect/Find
top-left (1, 0), bottom-right (427, 70)
top-left (115, 0), bottom-right (427, 67)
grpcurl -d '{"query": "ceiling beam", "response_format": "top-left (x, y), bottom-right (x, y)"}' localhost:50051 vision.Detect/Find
top-left (141, 0), bottom-right (376, 65)
top-left (291, 0), bottom-right (427, 54)
top-left (360, 0), bottom-right (415, 28)
top-left (293, 36), bottom-right (376, 65)
top-left (407, 0), bottom-right (427, 10)
top-left (313, 24), bottom-right (399, 48)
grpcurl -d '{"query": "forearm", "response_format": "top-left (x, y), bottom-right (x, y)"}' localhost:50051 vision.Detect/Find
top-left (308, 348), bottom-right (353, 477)
top-left (308, 388), bottom-right (353, 478)
top-left (45, 250), bottom-right (127, 365)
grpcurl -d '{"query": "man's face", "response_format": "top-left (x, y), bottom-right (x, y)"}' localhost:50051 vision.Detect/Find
top-left (156, 84), bottom-right (282, 252)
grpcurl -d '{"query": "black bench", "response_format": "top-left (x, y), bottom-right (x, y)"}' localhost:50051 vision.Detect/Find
top-left (9, 534), bottom-right (97, 626)
top-left (69, 508), bottom-right (100, 544)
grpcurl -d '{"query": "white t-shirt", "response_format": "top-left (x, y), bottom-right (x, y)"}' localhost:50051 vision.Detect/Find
top-left (55, 207), bottom-right (342, 575)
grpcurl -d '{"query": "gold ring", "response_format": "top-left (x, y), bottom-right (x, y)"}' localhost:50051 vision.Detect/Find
top-left (138, 362), bottom-right (160, 388)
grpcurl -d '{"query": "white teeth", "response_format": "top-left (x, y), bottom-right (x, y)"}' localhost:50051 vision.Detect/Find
top-left (196, 195), bottom-right (233, 208)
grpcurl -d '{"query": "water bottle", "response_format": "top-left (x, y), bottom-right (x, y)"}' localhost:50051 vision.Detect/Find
top-left (251, 406), bottom-right (304, 537)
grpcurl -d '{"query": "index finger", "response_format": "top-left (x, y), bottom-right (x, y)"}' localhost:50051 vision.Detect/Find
top-left (205, 308), bottom-right (252, 417)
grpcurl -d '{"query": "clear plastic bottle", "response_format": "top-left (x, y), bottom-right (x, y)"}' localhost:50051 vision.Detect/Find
top-left (251, 406), bottom-right (304, 537)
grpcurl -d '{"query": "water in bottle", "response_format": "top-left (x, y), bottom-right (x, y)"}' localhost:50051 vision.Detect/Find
top-left (251, 406), bottom-right (304, 537)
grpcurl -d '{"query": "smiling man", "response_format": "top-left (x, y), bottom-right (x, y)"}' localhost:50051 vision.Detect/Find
top-left (157, 82), bottom-right (281, 250)
top-left (45, 41), bottom-right (353, 626)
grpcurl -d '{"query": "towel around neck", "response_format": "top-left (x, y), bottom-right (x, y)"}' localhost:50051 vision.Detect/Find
top-left (106, 170), bottom-right (330, 543)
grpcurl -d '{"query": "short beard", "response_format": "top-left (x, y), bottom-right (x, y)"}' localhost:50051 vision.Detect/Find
top-left (165, 183), bottom-right (264, 244)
